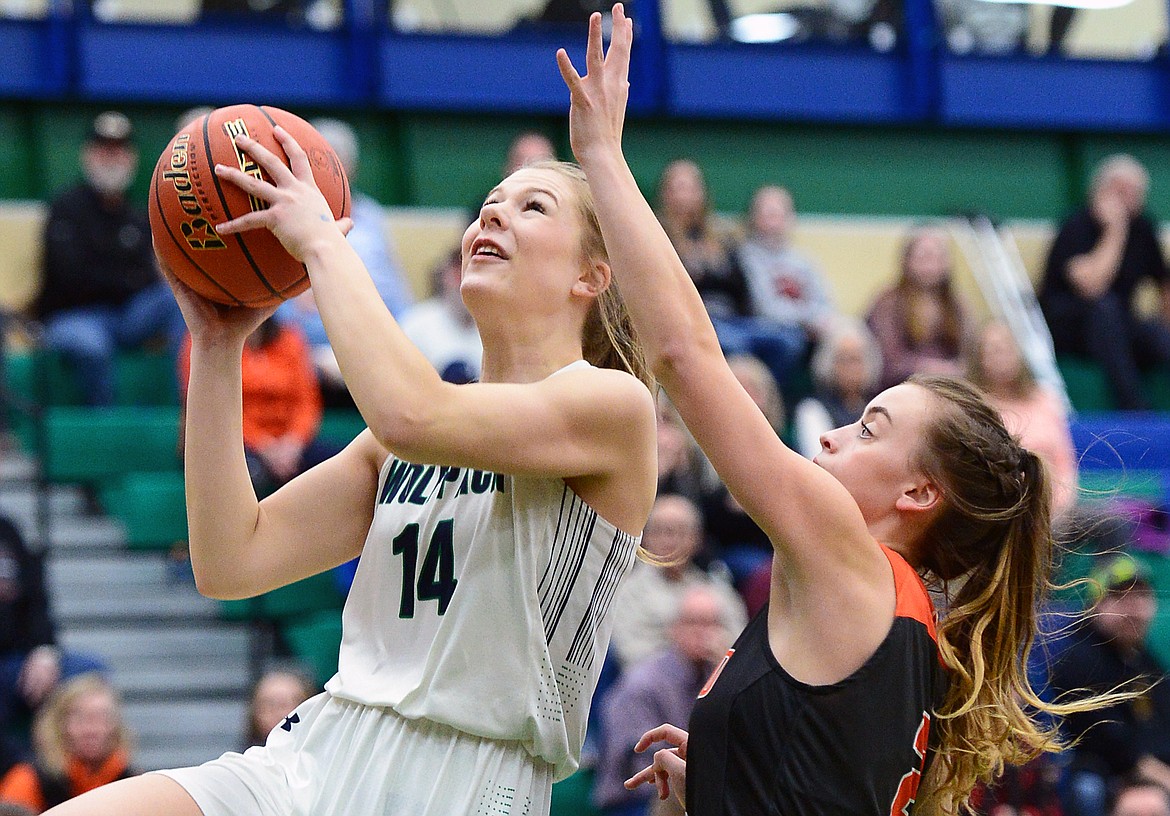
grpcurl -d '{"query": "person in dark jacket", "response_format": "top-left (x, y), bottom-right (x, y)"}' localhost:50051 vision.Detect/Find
top-left (36, 111), bottom-right (183, 405)
top-left (1038, 154), bottom-right (1170, 410)
top-left (1050, 554), bottom-right (1170, 816)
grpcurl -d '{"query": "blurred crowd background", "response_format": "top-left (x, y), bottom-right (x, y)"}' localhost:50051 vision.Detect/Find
top-left (3, 2), bottom-right (1170, 815)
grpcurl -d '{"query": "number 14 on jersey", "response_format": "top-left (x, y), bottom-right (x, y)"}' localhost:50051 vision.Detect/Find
top-left (392, 519), bottom-right (458, 618)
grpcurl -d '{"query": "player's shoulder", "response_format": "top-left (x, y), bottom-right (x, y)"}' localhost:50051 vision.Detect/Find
top-left (554, 365), bottom-right (655, 421)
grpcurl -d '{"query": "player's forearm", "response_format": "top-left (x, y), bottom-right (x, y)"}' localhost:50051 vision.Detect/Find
top-left (183, 340), bottom-right (266, 597)
top-left (301, 232), bottom-right (450, 453)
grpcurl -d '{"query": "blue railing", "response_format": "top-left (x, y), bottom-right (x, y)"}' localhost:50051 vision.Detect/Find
top-left (2, 0), bottom-right (1169, 132)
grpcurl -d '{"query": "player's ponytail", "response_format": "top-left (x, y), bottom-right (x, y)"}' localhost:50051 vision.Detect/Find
top-left (910, 375), bottom-right (1136, 813)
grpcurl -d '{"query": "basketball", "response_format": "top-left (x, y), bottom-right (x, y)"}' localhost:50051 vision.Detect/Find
top-left (149, 104), bottom-right (351, 307)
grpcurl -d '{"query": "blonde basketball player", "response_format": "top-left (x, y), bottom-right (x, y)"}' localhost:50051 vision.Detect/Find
top-left (45, 129), bottom-right (657, 814)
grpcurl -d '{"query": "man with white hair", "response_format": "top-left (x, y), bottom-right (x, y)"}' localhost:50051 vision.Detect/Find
top-left (1039, 153), bottom-right (1170, 410)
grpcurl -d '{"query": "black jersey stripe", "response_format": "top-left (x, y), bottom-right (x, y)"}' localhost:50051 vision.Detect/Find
top-left (538, 487), bottom-right (592, 610)
top-left (539, 488), bottom-right (596, 641)
top-left (565, 529), bottom-right (636, 669)
top-left (536, 486), bottom-right (572, 603)
top-left (541, 494), bottom-right (595, 640)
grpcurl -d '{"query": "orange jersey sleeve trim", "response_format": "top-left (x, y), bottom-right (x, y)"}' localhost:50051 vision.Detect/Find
top-left (879, 544), bottom-right (938, 643)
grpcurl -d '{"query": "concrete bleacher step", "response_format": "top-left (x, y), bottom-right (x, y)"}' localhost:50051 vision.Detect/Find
top-left (124, 699), bottom-right (249, 772)
top-left (61, 623), bottom-right (254, 699)
top-left (0, 482), bottom-right (88, 520)
top-left (111, 664), bottom-right (253, 699)
top-left (52, 584), bottom-right (220, 624)
top-left (61, 623), bottom-right (252, 663)
top-left (0, 450), bottom-right (36, 483)
top-left (7, 444), bottom-right (261, 776)
top-left (48, 552), bottom-right (175, 586)
top-left (46, 515), bottom-right (126, 551)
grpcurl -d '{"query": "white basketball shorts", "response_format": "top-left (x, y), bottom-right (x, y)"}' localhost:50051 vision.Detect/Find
top-left (157, 692), bottom-right (555, 816)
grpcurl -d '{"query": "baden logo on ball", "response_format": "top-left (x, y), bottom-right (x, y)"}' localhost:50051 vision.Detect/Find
top-left (150, 104), bottom-right (351, 308)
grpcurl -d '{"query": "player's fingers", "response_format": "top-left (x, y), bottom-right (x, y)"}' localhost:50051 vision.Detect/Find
top-left (634, 723), bottom-right (688, 751)
top-left (337, 216), bottom-right (354, 236)
top-left (214, 163), bottom-right (279, 201)
top-left (585, 11), bottom-right (604, 75)
top-left (272, 125), bottom-right (314, 180)
top-left (231, 134), bottom-right (297, 186)
top-left (609, 3), bottom-right (633, 82)
top-left (623, 763), bottom-right (656, 790)
top-left (214, 210), bottom-right (271, 235)
top-left (556, 48), bottom-right (583, 94)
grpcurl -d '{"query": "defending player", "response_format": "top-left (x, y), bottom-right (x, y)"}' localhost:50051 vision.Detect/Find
top-left (559, 6), bottom-right (1124, 814)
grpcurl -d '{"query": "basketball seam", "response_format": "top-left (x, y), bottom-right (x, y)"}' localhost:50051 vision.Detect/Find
top-left (205, 106), bottom-right (283, 300)
top-left (151, 125), bottom-right (245, 307)
top-left (258, 105), bottom-right (309, 302)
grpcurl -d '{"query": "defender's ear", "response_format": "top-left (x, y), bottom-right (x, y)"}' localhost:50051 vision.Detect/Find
top-left (896, 481), bottom-right (942, 515)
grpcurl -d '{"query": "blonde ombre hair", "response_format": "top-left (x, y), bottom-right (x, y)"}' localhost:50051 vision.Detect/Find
top-left (527, 160), bottom-right (654, 392)
top-left (909, 375), bottom-right (1135, 812)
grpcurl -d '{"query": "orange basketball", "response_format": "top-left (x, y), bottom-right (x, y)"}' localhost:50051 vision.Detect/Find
top-left (149, 104), bottom-right (351, 307)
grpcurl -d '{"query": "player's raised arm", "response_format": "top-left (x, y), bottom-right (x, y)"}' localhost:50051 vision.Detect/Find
top-left (557, 6), bottom-right (875, 577)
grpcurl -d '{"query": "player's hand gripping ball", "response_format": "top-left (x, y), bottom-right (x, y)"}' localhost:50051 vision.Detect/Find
top-left (150, 104), bottom-right (351, 307)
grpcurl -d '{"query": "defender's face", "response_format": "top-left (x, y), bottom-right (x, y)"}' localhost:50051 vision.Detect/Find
top-left (814, 383), bottom-right (935, 523)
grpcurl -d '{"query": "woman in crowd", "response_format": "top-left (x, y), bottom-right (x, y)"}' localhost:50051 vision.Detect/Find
top-left (866, 225), bottom-right (974, 389)
top-left (0, 675), bottom-right (134, 813)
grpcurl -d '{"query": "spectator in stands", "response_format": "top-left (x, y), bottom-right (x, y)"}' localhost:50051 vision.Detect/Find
top-left (593, 585), bottom-right (735, 816)
top-left (278, 117), bottom-right (414, 408)
top-left (0, 513), bottom-right (103, 753)
top-left (1049, 554), bottom-right (1170, 816)
top-left (503, 131), bottom-right (556, 176)
top-left (792, 317), bottom-right (883, 461)
top-left (654, 392), bottom-right (708, 505)
top-left (969, 754), bottom-right (1065, 816)
top-left (655, 160), bottom-right (749, 329)
top-left (0, 674), bottom-right (135, 813)
top-left (398, 247), bottom-right (483, 384)
top-left (866, 224), bottom-right (974, 389)
top-left (243, 666), bottom-right (318, 750)
top-left (735, 185), bottom-right (837, 391)
top-left (700, 354), bottom-right (784, 591)
top-left (608, 494), bottom-right (745, 672)
top-left (178, 316), bottom-right (335, 496)
top-left (1039, 154), bottom-right (1170, 410)
top-left (35, 111), bottom-right (184, 406)
top-left (1111, 780), bottom-right (1170, 816)
top-left (969, 319), bottom-right (1078, 519)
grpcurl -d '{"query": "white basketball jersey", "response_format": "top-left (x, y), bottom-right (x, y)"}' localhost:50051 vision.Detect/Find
top-left (326, 364), bottom-right (640, 781)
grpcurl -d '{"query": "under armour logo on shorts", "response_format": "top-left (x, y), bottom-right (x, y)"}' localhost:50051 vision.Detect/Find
top-left (281, 713), bottom-right (300, 732)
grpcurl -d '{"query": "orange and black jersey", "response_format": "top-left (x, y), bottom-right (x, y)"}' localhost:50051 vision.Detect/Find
top-left (686, 545), bottom-right (949, 816)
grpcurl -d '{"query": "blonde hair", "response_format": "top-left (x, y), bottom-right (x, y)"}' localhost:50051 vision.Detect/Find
top-left (32, 673), bottom-right (133, 778)
top-left (909, 375), bottom-right (1135, 813)
top-left (529, 160), bottom-right (654, 391)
